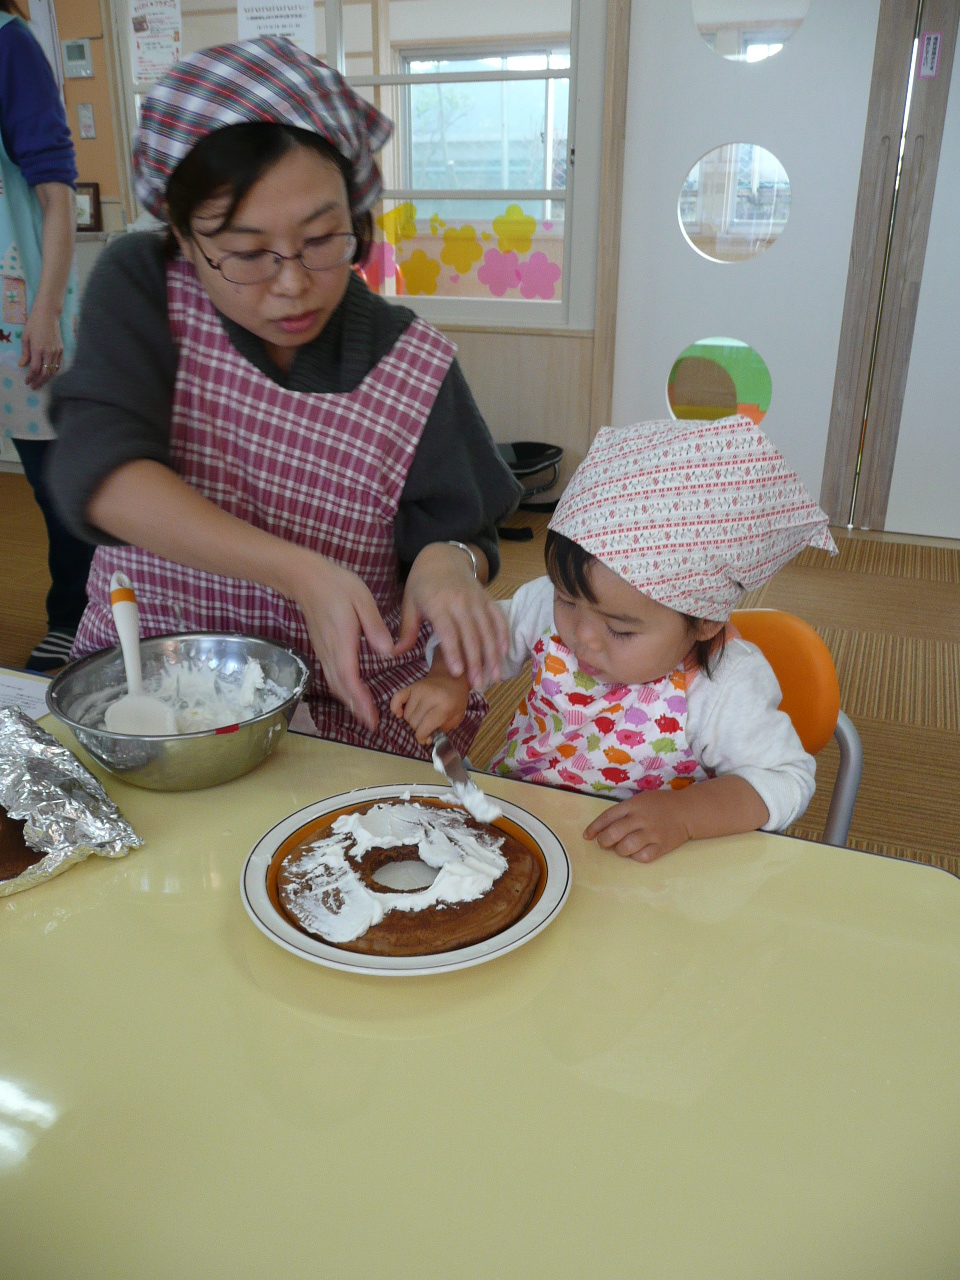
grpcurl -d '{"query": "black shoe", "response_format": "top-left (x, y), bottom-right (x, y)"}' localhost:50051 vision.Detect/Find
top-left (25, 628), bottom-right (76, 673)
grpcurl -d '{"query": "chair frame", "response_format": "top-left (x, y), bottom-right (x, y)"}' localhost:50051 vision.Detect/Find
top-left (822, 710), bottom-right (864, 847)
top-left (731, 609), bottom-right (864, 848)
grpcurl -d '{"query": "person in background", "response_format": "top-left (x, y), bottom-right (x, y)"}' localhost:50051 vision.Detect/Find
top-left (0, 0), bottom-right (93, 671)
top-left (49, 37), bottom-right (520, 760)
top-left (393, 415), bottom-right (837, 861)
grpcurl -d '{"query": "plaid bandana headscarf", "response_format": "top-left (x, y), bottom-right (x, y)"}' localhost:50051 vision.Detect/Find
top-left (549, 415), bottom-right (837, 621)
top-left (133, 36), bottom-right (392, 219)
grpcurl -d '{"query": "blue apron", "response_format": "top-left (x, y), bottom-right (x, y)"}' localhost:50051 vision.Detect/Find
top-left (0, 11), bottom-right (79, 448)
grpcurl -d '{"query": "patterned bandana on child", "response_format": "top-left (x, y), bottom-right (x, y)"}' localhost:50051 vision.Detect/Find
top-left (133, 36), bottom-right (392, 219)
top-left (549, 415), bottom-right (837, 621)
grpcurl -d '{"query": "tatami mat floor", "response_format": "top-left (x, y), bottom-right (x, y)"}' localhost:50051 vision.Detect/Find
top-left (3, 471), bottom-right (957, 875)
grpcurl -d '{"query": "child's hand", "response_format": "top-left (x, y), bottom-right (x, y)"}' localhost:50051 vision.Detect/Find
top-left (582, 776), bottom-right (770, 862)
top-left (390, 673), bottom-right (470, 745)
top-left (583, 791), bottom-right (691, 863)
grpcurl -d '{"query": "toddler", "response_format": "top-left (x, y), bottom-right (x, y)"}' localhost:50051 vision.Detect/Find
top-left (391, 416), bottom-right (837, 862)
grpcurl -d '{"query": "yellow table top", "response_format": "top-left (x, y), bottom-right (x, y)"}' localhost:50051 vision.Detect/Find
top-left (3, 720), bottom-right (960, 1279)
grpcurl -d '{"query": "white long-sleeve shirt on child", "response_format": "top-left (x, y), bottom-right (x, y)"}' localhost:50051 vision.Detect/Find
top-left (434, 577), bottom-right (816, 832)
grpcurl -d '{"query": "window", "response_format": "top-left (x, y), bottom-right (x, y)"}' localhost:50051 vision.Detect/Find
top-left (110, 0), bottom-right (605, 328)
top-left (354, 43), bottom-right (571, 309)
top-left (678, 143), bottom-right (791, 264)
top-left (692, 0), bottom-right (809, 64)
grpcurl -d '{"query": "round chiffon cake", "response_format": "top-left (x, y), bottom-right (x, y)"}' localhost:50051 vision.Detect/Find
top-left (277, 797), bottom-right (540, 956)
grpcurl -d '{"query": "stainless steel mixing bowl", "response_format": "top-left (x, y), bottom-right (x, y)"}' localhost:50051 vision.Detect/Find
top-left (46, 633), bottom-right (311, 791)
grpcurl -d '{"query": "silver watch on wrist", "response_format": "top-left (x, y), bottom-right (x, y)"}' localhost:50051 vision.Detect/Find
top-left (447, 539), bottom-right (479, 579)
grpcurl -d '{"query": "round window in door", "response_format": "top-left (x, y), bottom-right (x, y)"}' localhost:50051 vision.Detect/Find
top-left (678, 143), bottom-right (791, 263)
top-left (667, 338), bottom-right (771, 424)
top-left (692, 1), bottom-right (810, 62)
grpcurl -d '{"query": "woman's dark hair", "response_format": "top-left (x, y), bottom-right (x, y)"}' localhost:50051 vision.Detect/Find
top-left (544, 529), bottom-right (726, 677)
top-left (1, 0), bottom-right (29, 19)
top-left (163, 122), bottom-right (373, 265)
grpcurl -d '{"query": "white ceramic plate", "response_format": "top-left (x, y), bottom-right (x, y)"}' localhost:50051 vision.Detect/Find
top-left (240, 783), bottom-right (571, 976)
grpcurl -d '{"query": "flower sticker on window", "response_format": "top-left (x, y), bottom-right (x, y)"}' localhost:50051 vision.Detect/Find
top-left (518, 251), bottom-right (562, 300)
top-left (357, 241), bottom-right (397, 294)
top-left (440, 225), bottom-right (483, 275)
top-left (493, 204), bottom-right (537, 255)
top-left (377, 201), bottom-right (418, 247)
top-left (477, 248), bottom-right (521, 297)
top-left (399, 249), bottom-right (441, 296)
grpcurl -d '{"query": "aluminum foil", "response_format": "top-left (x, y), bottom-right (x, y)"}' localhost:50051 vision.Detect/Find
top-left (0, 705), bottom-right (142, 897)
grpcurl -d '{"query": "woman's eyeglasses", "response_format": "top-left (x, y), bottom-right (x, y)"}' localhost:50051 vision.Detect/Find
top-left (192, 232), bottom-right (358, 285)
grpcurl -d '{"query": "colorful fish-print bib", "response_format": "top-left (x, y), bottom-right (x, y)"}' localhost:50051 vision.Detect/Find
top-left (489, 628), bottom-right (711, 800)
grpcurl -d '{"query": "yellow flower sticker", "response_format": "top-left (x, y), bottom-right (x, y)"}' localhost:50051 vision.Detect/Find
top-left (377, 201), bottom-right (418, 247)
top-left (493, 204), bottom-right (537, 255)
top-left (440, 225), bottom-right (483, 275)
top-left (399, 249), bottom-right (441, 296)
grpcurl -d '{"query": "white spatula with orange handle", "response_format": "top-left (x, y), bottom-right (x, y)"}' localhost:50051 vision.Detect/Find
top-left (103, 571), bottom-right (178, 735)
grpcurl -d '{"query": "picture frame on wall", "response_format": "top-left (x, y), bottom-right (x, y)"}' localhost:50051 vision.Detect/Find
top-left (75, 181), bottom-right (102, 232)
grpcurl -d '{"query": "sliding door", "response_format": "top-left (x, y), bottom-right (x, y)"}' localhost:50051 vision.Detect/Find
top-left (611, 0), bottom-right (882, 496)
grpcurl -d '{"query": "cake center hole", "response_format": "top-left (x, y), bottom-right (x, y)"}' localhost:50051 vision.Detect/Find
top-left (372, 858), bottom-right (438, 891)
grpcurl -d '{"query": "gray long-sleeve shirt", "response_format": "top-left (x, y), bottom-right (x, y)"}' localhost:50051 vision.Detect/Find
top-left (48, 232), bottom-right (521, 575)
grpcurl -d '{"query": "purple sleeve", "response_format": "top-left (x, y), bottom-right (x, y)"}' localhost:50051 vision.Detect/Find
top-left (0, 21), bottom-right (77, 187)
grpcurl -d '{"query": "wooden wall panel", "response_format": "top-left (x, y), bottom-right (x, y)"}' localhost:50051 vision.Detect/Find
top-left (440, 328), bottom-right (595, 494)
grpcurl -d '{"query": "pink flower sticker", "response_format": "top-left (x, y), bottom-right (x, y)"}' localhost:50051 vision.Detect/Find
top-left (518, 251), bottom-right (562, 300)
top-left (477, 248), bottom-right (520, 297)
top-left (356, 241), bottom-right (396, 294)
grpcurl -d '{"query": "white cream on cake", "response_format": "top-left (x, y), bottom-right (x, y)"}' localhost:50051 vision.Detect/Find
top-left (281, 801), bottom-right (508, 944)
top-left (430, 744), bottom-right (503, 823)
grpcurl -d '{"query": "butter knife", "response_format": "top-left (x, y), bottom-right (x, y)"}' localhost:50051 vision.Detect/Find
top-left (431, 732), bottom-right (502, 822)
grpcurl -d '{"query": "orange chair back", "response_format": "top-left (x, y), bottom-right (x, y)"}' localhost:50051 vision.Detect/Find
top-left (729, 609), bottom-right (840, 756)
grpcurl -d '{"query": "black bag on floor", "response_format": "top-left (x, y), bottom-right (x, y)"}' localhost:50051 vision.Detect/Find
top-left (497, 442), bottom-right (563, 540)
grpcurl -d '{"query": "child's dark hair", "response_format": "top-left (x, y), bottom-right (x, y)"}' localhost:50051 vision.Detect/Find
top-left (163, 122), bottom-right (374, 265)
top-left (544, 530), bottom-right (726, 676)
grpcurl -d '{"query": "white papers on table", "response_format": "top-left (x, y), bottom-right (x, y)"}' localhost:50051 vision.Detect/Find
top-left (0, 669), bottom-right (51, 722)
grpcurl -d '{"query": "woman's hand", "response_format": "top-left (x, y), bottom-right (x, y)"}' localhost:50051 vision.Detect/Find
top-left (396, 542), bottom-right (508, 690)
top-left (288, 553), bottom-right (397, 733)
top-left (390, 659), bottom-right (471, 745)
top-left (22, 182), bottom-right (75, 389)
top-left (19, 300), bottom-right (64, 389)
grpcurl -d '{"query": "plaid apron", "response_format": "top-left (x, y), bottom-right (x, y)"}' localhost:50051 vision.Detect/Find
top-left (75, 258), bottom-right (486, 760)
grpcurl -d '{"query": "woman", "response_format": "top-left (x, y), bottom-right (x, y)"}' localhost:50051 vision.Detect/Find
top-left (49, 37), bottom-right (521, 760)
top-left (0, 0), bottom-right (93, 670)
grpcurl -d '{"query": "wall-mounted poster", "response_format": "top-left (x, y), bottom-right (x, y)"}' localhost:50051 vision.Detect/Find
top-left (130, 0), bottom-right (181, 82)
top-left (238, 0), bottom-right (315, 56)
